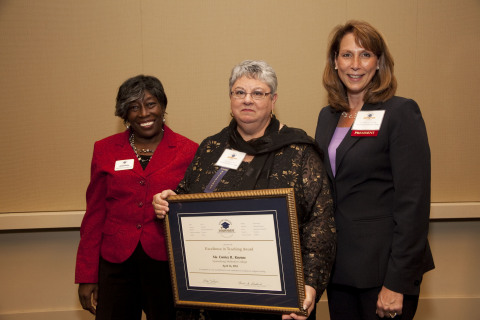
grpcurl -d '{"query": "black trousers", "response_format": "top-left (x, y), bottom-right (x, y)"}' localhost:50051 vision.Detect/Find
top-left (96, 243), bottom-right (175, 320)
top-left (327, 284), bottom-right (419, 320)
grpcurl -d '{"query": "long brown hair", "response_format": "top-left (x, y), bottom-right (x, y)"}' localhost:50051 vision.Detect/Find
top-left (323, 20), bottom-right (397, 111)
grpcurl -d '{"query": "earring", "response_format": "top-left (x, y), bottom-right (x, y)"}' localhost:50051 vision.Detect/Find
top-left (163, 117), bottom-right (166, 123)
top-left (376, 66), bottom-right (379, 70)
top-left (125, 121), bottom-right (130, 129)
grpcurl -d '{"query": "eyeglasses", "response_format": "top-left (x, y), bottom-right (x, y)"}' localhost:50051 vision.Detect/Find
top-left (231, 89), bottom-right (271, 100)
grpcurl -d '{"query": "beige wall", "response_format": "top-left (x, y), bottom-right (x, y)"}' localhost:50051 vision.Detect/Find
top-left (0, 0), bottom-right (479, 214)
top-left (1, 0), bottom-right (480, 319)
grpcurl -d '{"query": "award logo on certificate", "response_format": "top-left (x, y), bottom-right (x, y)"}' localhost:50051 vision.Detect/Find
top-left (164, 188), bottom-right (307, 316)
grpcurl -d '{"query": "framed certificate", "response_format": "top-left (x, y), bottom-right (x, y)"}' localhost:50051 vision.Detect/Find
top-left (164, 188), bottom-right (307, 316)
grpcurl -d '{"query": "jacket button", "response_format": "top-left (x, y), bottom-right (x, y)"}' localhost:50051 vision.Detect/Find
top-left (138, 202), bottom-right (144, 207)
top-left (136, 224), bottom-right (142, 229)
top-left (139, 180), bottom-right (145, 186)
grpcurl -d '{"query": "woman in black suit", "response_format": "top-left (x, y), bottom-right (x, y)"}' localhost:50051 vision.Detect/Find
top-left (315, 21), bottom-right (434, 320)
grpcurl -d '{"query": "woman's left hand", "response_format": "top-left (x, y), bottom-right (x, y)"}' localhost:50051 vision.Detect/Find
top-left (376, 286), bottom-right (403, 318)
top-left (281, 285), bottom-right (316, 320)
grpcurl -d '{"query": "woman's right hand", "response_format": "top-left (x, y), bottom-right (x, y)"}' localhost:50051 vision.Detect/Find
top-left (153, 189), bottom-right (177, 219)
top-left (78, 283), bottom-right (98, 315)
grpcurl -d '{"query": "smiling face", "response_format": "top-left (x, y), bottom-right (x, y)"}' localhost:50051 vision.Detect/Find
top-left (230, 75), bottom-right (277, 140)
top-left (335, 32), bottom-right (379, 102)
top-left (126, 90), bottom-right (165, 140)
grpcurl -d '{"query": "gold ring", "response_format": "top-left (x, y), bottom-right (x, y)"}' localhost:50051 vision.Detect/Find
top-left (389, 312), bottom-right (397, 318)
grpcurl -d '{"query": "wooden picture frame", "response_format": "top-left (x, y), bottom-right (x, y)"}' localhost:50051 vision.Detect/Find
top-left (164, 188), bottom-right (307, 316)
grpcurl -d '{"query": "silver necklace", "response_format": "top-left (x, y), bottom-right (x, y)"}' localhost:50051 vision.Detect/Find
top-left (341, 111), bottom-right (358, 119)
top-left (129, 133), bottom-right (154, 162)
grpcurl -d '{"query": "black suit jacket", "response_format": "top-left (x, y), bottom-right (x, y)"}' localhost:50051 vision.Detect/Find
top-left (315, 96), bottom-right (434, 295)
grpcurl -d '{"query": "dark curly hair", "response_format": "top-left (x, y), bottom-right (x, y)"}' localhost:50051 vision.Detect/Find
top-left (115, 75), bottom-right (168, 123)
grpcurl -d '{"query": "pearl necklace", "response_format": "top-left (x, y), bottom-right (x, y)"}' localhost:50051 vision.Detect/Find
top-left (341, 111), bottom-right (357, 119)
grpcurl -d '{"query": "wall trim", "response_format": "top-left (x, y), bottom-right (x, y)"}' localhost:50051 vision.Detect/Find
top-left (0, 211), bottom-right (84, 230)
top-left (1, 202), bottom-right (479, 231)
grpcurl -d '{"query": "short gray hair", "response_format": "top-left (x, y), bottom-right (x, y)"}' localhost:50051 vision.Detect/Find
top-left (229, 60), bottom-right (278, 97)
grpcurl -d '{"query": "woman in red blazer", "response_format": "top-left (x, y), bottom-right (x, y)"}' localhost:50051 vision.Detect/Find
top-left (75, 75), bottom-right (198, 320)
top-left (315, 21), bottom-right (434, 320)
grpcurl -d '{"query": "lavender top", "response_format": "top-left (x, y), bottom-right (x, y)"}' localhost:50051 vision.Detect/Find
top-left (328, 127), bottom-right (350, 176)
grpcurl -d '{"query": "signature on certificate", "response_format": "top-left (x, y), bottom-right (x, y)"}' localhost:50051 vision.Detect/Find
top-left (202, 279), bottom-right (219, 285)
top-left (239, 281), bottom-right (265, 288)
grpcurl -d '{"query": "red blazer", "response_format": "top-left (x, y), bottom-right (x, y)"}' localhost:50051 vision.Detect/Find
top-left (75, 126), bottom-right (198, 283)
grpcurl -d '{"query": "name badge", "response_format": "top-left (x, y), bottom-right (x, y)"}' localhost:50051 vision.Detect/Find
top-left (351, 110), bottom-right (385, 136)
top-left (115, 159), bottom-right (134, 171)
top-left (215, 149), bottom-right (246, 170)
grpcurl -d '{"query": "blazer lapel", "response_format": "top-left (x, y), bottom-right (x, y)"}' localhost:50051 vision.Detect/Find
top-left (115, 127), bottom-right (178, 178)
top-left (321, 110), bottom-right (340, 182)
top-left (143, 126), bottom-right (176, 177)
top-left (114, 130), bottom-right (146, 177)
top-left (335, 103), bottom-right (384, 175)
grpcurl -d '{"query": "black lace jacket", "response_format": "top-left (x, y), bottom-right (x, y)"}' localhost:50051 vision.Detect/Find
top-left (176, 126), bottom-right (336, 297)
